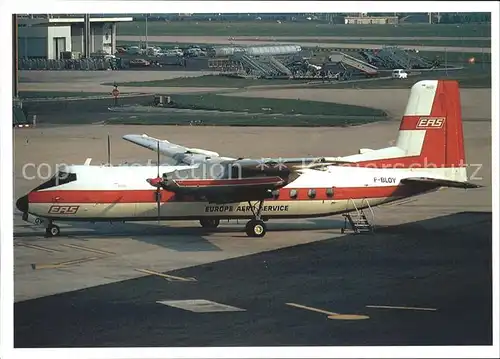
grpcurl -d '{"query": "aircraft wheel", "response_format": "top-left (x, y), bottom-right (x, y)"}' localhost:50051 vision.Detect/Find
top-left (45, 224), bottom-right (60, 237)
top-left (245, 220), bottom-right (266, 238)
top-left (200, 218), bottom-right (220, 229)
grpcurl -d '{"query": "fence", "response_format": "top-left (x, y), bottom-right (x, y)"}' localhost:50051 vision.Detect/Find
top-left (18, 58), bottom-right (125, 71)
top-left (18, 57), bottom-right (210, 71)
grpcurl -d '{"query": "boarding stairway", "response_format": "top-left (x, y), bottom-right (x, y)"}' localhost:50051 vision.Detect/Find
top-left (266, 56), bottom-right (293, 77)
top-left (329, 52), bottom-right (378, 76)
top-left (236, 54), bottom-right (276, 77)
top-left (232, 54), bottom-right (293, 78)
top-left (368, 46), bottom-right (434, 70)
top-left (341, 198), bottom-right (374, 234)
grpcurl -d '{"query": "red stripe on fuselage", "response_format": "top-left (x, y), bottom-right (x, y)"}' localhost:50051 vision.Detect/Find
top-left (175, 176), bottom-right (284, 187)
top-left (28, 183), bottom-right (437, 204)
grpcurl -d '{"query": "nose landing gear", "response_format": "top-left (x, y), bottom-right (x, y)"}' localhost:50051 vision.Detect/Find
top-left (20, 213), bottom-right (61, 238)
top-left (45, 223), bottom-right (60, 237)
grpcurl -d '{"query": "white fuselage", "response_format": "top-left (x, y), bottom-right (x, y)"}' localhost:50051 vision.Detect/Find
top-left (25, 164), bottom-right (441, 222)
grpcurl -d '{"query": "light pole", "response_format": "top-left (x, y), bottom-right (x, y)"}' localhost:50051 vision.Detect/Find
top-left (445, 47), bottom-right (448, 76)
top-left (84, 14), bottom-right (90, 58)
top-left (24, 24), bottom-right (31, 58)
top-left (145, 13), bottom-right (148, 49)
top-left (136, 25), bottom-right (141, 49)
top-left (13, 14), bottom-right (18, 98)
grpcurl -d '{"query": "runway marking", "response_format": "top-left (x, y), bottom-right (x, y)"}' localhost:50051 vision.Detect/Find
top-left (135, 268), bottom-right (197, 282)
top-left (286, 302), bottom-right (369, 320)
top-left (15, 243), bottom-right (61, 253)
top-left (366, 305), bottom-right (437, 311)
top-left (157, 299), bottom-right (245, 313)
top-left (60, 243), bottom-right (115, 256)
top-left (286, 302), bottom-right (338, 315)
top-left (31, 256), bottom-right (100, 270)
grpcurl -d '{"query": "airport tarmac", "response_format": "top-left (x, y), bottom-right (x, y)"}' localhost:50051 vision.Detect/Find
top-left (19, 70), bottom-right (219, 84)
top-left (14, 211), bottom-right (493, 347)
top-left (13, 84), bottom-right (492, 346)
top-left (19, 70), bottom-right (229, 95)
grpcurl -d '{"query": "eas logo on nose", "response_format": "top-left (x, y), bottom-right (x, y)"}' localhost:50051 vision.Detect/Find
top-left (416, 117), bottom-right (445, 129)
top-left (48, 205), bottom-right (80, 214)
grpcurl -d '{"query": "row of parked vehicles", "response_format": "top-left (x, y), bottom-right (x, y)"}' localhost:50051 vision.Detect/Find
top-left (115, 45), bottom-right (207, 58)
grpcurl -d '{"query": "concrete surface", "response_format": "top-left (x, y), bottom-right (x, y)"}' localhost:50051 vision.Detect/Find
top-left (13, 76), bottom-right (492, 347)
top-left (14, 210), bottom-right (492, 347)
top-left (223, 88), bottom-right (492, 120)
top-left (19, 82), bottom-right (236, 94)
top-left (19, 70), bottom-right (228, 95)
top-left (19, 70), bottom-right (218, 84)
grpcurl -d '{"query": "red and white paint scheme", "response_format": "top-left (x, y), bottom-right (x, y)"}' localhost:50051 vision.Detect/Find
top-left (16, 80), bottom-right (481, 238)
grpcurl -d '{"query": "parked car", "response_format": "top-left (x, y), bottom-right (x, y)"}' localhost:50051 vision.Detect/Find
top-left (126, 46), bottom-right (142, 55)
top-left (129, 59), bottom-right (151, 67)
top-left (392, 69), bottom-right (408, 79)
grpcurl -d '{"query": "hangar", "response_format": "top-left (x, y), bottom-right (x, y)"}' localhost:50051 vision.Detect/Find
top-left (17, 15), bottom-right (133, 59)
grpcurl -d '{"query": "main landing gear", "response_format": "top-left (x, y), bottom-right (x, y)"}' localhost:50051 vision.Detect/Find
top-left (199, 200), bottom-right (268, 237)
top-left (245, 200), bottom-right (266, 238)
top-left (199, 218), bottom-right (220, 229)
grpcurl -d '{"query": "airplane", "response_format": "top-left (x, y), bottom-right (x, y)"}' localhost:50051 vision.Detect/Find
top-left (16, 80), bottom-right (482, 238)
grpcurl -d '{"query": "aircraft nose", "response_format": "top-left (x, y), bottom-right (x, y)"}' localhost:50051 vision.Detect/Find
top-left (16, 195), bottom-right (29, 213)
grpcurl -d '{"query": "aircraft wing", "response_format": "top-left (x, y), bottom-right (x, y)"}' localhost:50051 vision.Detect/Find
top-left (122, 134), bottom-right (235, 165)
top-left (123, 134), bottom-right (353, 174)
top-left (400, 177), bottom-right (483, 189)
top-left (157, 176), bottom-right (287, 204)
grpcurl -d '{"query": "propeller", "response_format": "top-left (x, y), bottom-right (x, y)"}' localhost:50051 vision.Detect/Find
top-left (107, 134), bottom-right (111, 166)
top-left (155, 140), bottom-right (161, 224)
top-left (145, 140), bottom-right (164, 224)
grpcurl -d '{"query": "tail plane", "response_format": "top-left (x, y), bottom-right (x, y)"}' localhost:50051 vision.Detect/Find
top-left (342, 79), bottom-right (480, 187)
top-left (396, 79), bottom-right (465, 169)
top-left (344, 80), bottom-right (465, 166)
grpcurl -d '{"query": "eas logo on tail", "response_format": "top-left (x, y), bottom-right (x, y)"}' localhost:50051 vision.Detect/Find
top-left (416, 117), bottom-right (445, 129)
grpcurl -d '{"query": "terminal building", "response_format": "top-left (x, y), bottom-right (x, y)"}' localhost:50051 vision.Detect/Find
top-left (17, 15), bottom-right (133, 59)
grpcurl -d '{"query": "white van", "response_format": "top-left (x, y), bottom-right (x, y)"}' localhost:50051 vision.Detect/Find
top-left (392, 69), bottom-right (408, 79)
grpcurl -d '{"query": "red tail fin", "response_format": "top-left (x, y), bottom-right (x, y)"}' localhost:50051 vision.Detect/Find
top-left (355, 80), bottom-right (466, 168)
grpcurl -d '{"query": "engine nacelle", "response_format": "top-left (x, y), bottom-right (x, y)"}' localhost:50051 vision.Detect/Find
top-left (186, 148), bottom-right (220, 157)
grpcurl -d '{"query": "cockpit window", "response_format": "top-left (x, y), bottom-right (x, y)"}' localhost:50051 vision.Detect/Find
top-left (56, 172), bottom-right (77, 185)
top-left (32, 172), bottom-right (77, 191)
